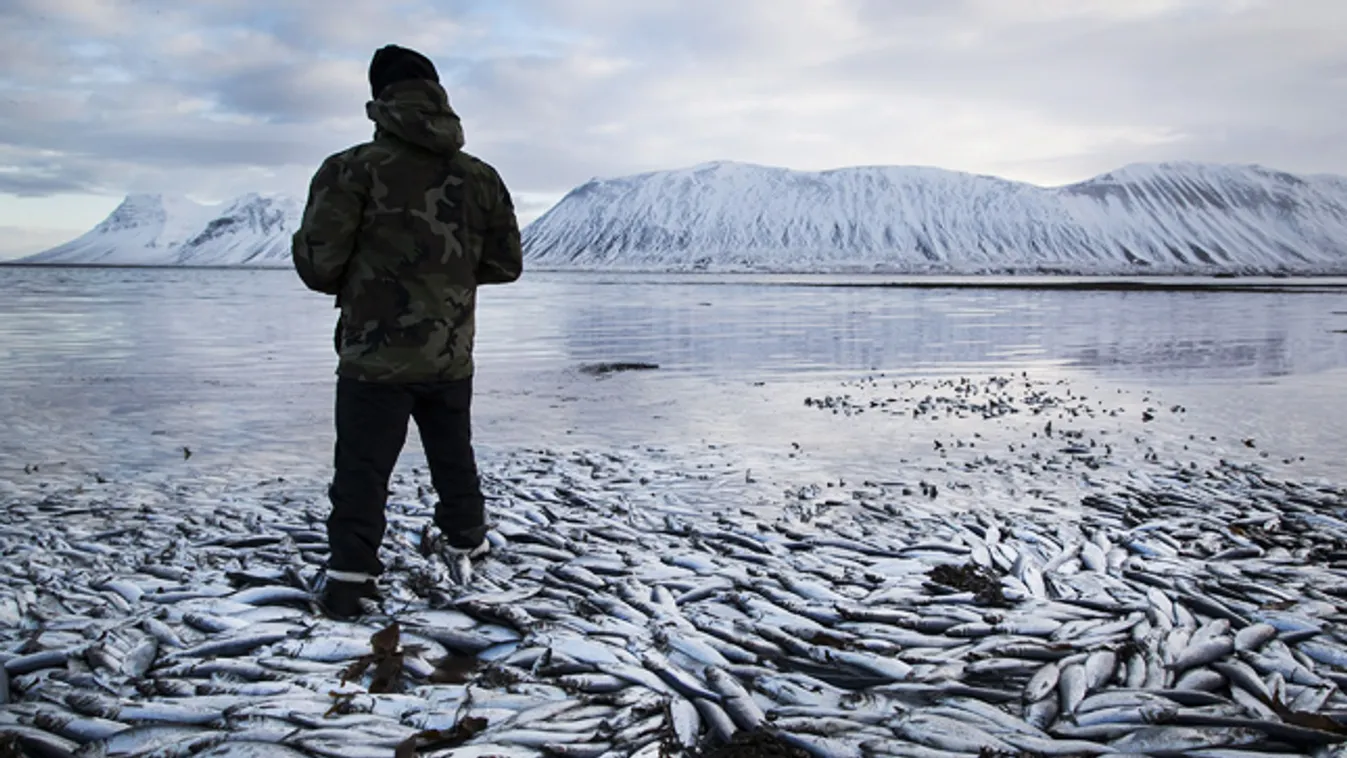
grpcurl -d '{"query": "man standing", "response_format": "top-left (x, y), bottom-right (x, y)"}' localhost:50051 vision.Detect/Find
top-left (292, 44), bottom-right (522, 620)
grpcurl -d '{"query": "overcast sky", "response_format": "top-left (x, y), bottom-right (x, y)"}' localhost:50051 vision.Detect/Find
top-left (1, 0), bottom-right (1344, 258)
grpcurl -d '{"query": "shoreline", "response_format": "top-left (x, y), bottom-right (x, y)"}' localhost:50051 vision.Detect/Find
top-left (5, 261), bottom-right (1347, 292)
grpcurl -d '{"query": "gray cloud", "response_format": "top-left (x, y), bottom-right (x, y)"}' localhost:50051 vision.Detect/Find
top-left (443, 0), bottom-right (1347, 195)
top-left (0, 172), bottom-right (93, 197)
top-left (0, 0), bottom-right (1344, 239)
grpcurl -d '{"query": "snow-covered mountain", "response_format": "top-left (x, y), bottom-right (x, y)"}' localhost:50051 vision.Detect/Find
top-left (169, 194), bottom-right (301, 266)
top-left (18, 160), bottom-right (1347, 274)
top-left (523, 161), bottom-right (1347, 274)
top-left (23, 194), bottom-right (214, 265)
top-left (21, 193), bottom-right (302, 267)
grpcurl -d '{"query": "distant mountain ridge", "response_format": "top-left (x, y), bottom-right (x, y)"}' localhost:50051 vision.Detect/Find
top-left (16, 161), bottom-right (1347, 274)
top-left (22, 193), bottom-right (301, 267)
top-left (523, 161), bottom-right (1347, 274)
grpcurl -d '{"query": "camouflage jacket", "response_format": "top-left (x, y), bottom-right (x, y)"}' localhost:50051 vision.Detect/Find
top-left (292, 79), bottom-right (522, 383)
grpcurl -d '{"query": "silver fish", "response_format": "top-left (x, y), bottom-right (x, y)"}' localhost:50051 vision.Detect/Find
top-left (1168, 637), bottom-right (1234, 673)
top-left (692, 697), bottom-right (738, 742)
top-left (195, 743), bottom-right (312, 758)
top-left (705, 666), bottom-right (765, 731)
top-left (74, 724), bottom-right (217, 757)
top-left (1108, 725), bottom-right (1263, 753)
top-left (32, 709), bottom-right (130, 743)
top-left (1084, 650), bottom-right (1117, 691)
top-left (539, 743), bottom-right (612, 758)
top-left (141, 617), bottom-right (185, 649)
top-left (894, 712), bottom-right (1017, 754)
top-left (1174, 667), bottom-right (1226, 692)
top-left (639, 650), bottom-right (720, 701)
top-left (1234, 622), bottom-right (1278, 653)
top-left (1073, 703), bottom-right (1177, 727)
top-left (121, 637), bottom-right (158, 679)
top-left (666, 697), bottom-right (702, 749)
top-left (1297, 640), bottom-right (1347, 669)
top-left (0, 725), bottom-right (81, 758)
top-left (6, 649), bottom-right (73, 676)
top-left (1025, 695), bottom-right (1059, 731)
top-left (1211, 660), bottom-right (1272, 703)
top-left (1058, 662), bottom-right (1087, 714)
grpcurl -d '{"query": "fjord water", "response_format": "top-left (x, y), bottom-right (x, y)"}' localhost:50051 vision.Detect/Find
top-left (0, 267), bottom-right (1343, 492)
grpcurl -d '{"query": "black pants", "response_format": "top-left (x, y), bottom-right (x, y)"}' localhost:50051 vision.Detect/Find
top-left (327, 376), bottom-right (486, 575)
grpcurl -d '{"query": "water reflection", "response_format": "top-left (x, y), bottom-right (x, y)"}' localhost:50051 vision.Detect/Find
top-left (546, 281), bottom-right (1346, 381)
top-left (0, 267), bottom-right (1343, 483)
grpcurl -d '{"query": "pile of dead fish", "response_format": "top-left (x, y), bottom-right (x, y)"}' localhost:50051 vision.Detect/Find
top-left (804, 374), bottom-right (1118, 421)
top-left (2, 449), bottom-right (1347, 757)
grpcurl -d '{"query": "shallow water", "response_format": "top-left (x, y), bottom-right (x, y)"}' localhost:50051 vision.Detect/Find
top-left (0, 267), bottom-right (1344, 493)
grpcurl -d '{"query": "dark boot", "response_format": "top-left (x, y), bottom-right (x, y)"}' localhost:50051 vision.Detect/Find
top-left (316, 572), bottom-right (382, 621)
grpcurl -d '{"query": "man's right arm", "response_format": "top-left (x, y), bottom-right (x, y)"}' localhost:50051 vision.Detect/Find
top-left (476, 164), bottom-right (523, 285)
top-left (293, 153), bottom-right (365, 295)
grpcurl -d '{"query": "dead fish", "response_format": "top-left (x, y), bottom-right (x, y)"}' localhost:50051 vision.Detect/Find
top-left (0, 725), bottom-right (80, 758)
top-left (121, 637), bottom-right (159, 679)
top-left (1084, 650), bottom-right (1117, 691)
top-left (894, 712), bottom-right (1017, 754)
top-left (168, 631), bottom-right (292, 660)
top-left (194, 743), bottom-right (312, 758)
top-left (1025, 696), bottom-right (1059, 731)
top-left (1168, 637), bottom-right (1234, 673)
top-left (73, 724), bottom-right (217, 757)
top-left (141, 618), bottom-right (185, 649)
top-left (1234, 623), bottom-right (1278, 653)
top-left (6, 649), bottom-right (74, 676)
top-left (692, 698), bottom-right (738, 743)
top-left (227, 586), bottom-right (313, 608)
top-left (1108, 725), bottom-right (1263, 753)
top-left (1058, 662), bottom-right (1087, 714)
top-left (667, 697), bottom-right (702, 749)
top-left (1174, 667), bottom-right (1226, 692)
top-left (639, 650), bottom-right (720, 701)
top-left (181, 613), bottom-right (249, 635)
top-left (706, 666), bottom-right (765, 731)
top-left (32, 711), bottom-right (129, 745)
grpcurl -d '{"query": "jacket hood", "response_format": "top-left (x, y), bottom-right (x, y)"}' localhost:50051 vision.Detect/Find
top-left (366, 79), bottom-right (465, 156)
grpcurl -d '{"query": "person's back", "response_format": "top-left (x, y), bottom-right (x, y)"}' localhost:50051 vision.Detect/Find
top-left (292, 45), bottom-right (522, 619)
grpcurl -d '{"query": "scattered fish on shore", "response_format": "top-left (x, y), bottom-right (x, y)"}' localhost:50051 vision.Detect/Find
top-left (0, 374), bottom-right (1345, 757)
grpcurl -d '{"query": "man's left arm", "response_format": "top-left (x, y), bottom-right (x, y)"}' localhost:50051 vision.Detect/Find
top-left (475, 164), bottom-right (523, 285)
top-left (293, 153), bottom-right (365, 295)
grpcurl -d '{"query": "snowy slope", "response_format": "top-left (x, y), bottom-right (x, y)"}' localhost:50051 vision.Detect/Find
top-left (20, 193), bottom-right (302, 267)
top-left (170, 194), bottom-right (301, 266)
top-left (23, 194), bottom-right (216, 265)
top-left (523, 161), bottom-right (1347, 274)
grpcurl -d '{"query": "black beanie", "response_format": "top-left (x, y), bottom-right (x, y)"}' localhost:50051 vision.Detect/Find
top-left (369, 44), bottom-right (439, 99)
